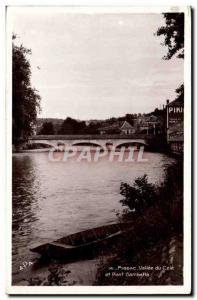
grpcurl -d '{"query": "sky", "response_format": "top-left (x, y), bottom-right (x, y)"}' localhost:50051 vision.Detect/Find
top-left (11, 8), bottom-right (184, 120)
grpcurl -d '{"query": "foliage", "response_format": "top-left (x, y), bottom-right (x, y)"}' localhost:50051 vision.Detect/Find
top-left (96, 161), bottom-right (183, 285)
top-left (125, 114), bottom-right (134, 126)
top-left (120, 160), bottom-right (183, 228)
top-left (156, 13), bottom-right (184, 59)
top-left (157, 14), bottom-right (184, 110)
top-left (47, 264), bottom-right (71, 286)
top-left (37, 112), bottom-right (148, 136)
top-left (83, 122), bottom-right (101, 134)
top-left (159, 160), bottom-right (183, 230)
top-left (174, 84), bottom-right (184, 104)
top-left (58, 117), bottom-right (86, 134)
top-left (38, 121), bottom-right (54, 135)
top-left (12, 34), bottom-right (41, 143)
top-left (150, 108), bottom-right (164, 118)
top-left (120, 174), bottom-right (158, 215)
top-left (28, 262), bottom-right (75, 286)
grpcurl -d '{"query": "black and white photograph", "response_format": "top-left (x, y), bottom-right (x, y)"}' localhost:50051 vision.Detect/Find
top-left (6, 6), bottom-right (191, 295)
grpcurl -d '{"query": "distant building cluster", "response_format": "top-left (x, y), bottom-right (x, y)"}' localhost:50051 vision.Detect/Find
top-left (35, 99), bottom-right (183, 155)
top-left (134, 115), bottom-right (162, 135)
top-left (98, 116), bottom-right (163, 136)
top-left (99, 121), bottom-right (135, 135)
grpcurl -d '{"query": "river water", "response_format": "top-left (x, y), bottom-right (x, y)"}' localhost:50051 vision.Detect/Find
top-left (12, 150), bottom-right (175, 283)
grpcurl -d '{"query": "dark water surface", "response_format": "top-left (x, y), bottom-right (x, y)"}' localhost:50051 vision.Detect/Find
top-left (12, 151), bottom-right (174, 282)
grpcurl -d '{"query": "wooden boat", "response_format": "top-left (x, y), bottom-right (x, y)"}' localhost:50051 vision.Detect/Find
top-left (30, 222), bottom-right (133, 260)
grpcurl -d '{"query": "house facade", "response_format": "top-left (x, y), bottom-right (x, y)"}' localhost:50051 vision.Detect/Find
top-left (99, 120), bottom-right (135, 135)
top-left (120, 121), bottom-right (135, 135)
top-left (166, 98), bottom-right (184, 154)
top-left (134, 114), bottom-right (163, 135)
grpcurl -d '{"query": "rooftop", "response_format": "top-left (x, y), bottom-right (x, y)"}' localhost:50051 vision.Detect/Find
top-left (167, 98), bottom-right (184, 107)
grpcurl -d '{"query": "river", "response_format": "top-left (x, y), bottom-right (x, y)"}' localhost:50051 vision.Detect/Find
top-left (12, 150), bottom-right (175, 284)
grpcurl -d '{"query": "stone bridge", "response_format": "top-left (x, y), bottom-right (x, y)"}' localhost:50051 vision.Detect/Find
top-left (28, 134), bottom-right (153, 149)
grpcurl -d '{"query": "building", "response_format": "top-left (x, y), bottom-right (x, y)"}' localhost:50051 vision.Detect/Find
top-left (120, 121), bottom-right (135, 135)
top-left (166, 98), bottom-right (184, 154)
top-left (99, 120), bottom-right (135, 135)
top-left (135, 114), bottom-right (163, 135)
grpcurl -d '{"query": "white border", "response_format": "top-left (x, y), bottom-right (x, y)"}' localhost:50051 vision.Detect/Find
top-left (4, 5), bottom-right (191, 14)
top-left (5, 5), bottom-right (191, 295)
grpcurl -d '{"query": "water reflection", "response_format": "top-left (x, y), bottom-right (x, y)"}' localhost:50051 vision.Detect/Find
top-left (12, 156), bottom-right (40, 273)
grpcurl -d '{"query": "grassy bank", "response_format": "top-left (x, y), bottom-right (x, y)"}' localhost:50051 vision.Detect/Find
top-left (94, 159), bottom-right (183, 285)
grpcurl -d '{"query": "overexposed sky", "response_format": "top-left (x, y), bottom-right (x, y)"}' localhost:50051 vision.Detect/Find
top-left (11, 8), bottom-right (184, 120)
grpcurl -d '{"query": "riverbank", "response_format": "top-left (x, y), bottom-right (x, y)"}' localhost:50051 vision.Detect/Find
top-left (94, 159), bottom-right (183, 285)
top-left (14, 258), bottom-right (99, 286)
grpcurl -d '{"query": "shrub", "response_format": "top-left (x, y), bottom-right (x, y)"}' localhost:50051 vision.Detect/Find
top-left (120, 174), bottom-right (158, 216)
top-left (28, 262), bottom-right (73, 286)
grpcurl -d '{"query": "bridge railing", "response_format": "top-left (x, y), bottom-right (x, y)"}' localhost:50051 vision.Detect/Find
top-left (29, 134), bottom-right (154, 140)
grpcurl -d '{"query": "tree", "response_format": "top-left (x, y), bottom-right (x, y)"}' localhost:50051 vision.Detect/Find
top-left (157, 14), bottom-right (184, 103)
top-left (58, 117), bottom-right (87, 134)
top-left (38, 122), bottom-right (54, 135)
top-left (125, 114), bottom-right (134, 126)
top-left (84, 123), bottom-right (100, 134)
top-left (156, 13), bottom-right (184, 60)
top-left (174, 84), bottom-right (184, 103)
top-left (12, 34), bottom-right (41, 143)
top-left (120, 175), bottom-right (158, 216)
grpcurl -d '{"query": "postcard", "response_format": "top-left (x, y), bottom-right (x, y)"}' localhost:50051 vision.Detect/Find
top-left (6, 5), bottom-right (191, 295)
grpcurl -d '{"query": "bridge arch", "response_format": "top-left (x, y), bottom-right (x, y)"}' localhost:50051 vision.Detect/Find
top-left (30, 140), bottom-right (56, 149)
top-left (71, 141), bottom-right (104, 149)
top-left (105, 142), bottom-right (113, 150)
top-left (115, 140), bottom-right (147, 150)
